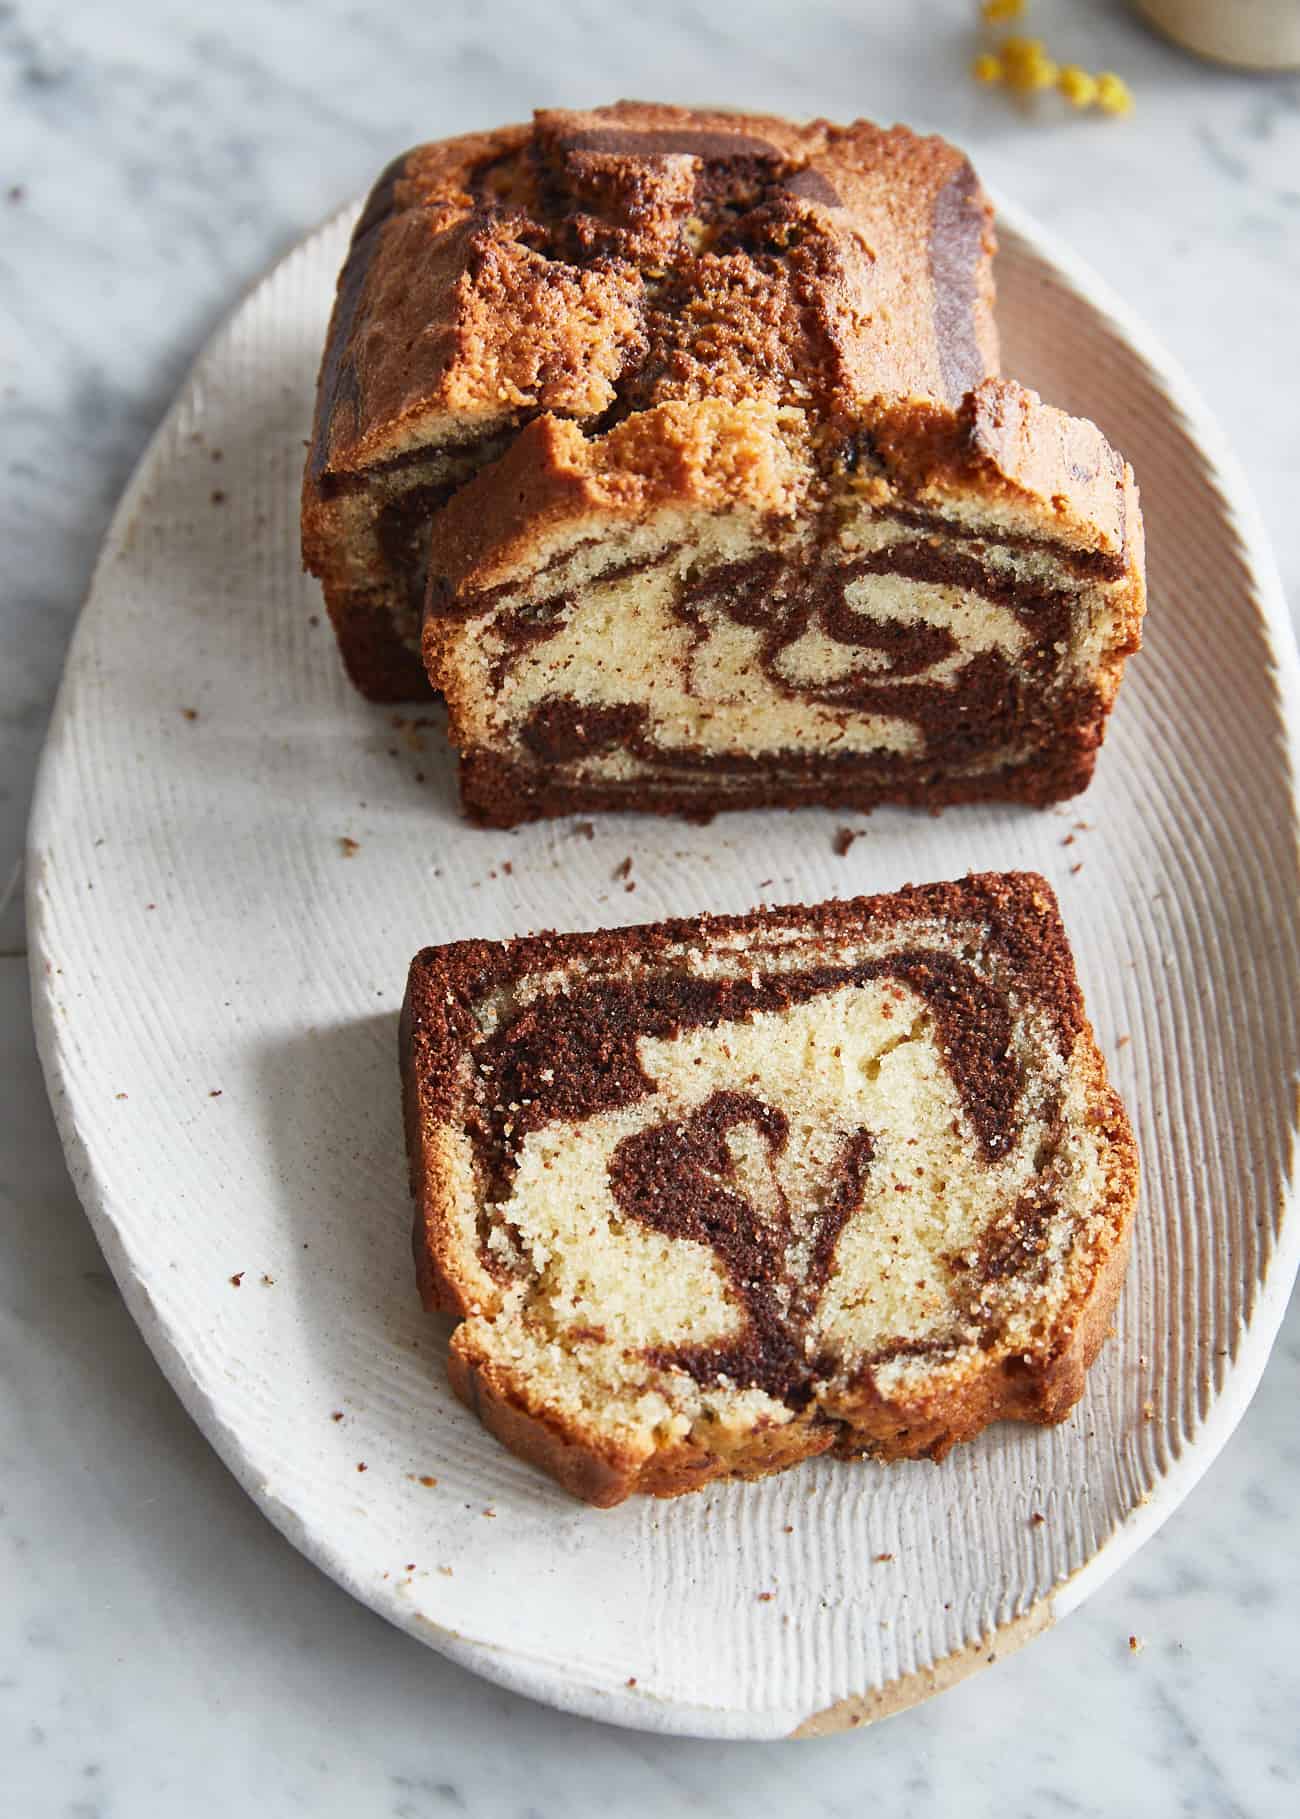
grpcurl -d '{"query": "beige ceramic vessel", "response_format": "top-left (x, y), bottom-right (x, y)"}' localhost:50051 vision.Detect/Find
top-left (1139, 0), bottom-right (1300, 69)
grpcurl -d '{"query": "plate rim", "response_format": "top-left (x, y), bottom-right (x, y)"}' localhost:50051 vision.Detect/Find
top-left (24, 188), bottom-right (1300, 1738)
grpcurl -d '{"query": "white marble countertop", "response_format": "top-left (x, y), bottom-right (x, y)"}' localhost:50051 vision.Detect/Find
top-left (3, 1), bottom-right (1297, 1812)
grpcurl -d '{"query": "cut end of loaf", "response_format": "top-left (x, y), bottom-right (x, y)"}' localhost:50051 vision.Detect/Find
top-left (425, 405), bottom-right (1144, 827)
top-left (401, 875), bottom-right (1138, 1504)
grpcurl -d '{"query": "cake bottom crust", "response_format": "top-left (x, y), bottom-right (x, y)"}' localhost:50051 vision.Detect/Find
top-left (458, 741), bottom-right (1103, 829)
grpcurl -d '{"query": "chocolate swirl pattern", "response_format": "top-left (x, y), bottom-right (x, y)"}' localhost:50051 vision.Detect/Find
top-left (401, 877), bottom-right (1139, 1504)
top-left (432, 460), bottom-right (1142, 826)
top-left (499, 535), bottom-right (1071, 765)
top-left (609, 1095), bottom-right (875, 1403)
top-left (465, 944), bottom-right (1056, 1401)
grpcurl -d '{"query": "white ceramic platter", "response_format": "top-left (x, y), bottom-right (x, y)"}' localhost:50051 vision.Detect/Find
top-left (27, 197), bottom-right (1300, 1739)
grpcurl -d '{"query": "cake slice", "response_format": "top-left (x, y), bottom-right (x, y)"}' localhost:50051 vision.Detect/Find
top-left (401, 874), bottom-right (1137, 1506)
top-left (302, 103), bottom-right (1144, 796)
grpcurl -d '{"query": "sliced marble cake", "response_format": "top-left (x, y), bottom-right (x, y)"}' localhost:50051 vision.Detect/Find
top-left (302, 102), bottom-right (1144, 817)
top-left (400, 873), bottom-right (1138, 1505)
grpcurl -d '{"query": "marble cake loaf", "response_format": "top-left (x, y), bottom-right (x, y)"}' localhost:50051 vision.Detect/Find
top-left (401, 874), bottom-right (1138, 1506)
top-left (303, 102), bottom-right (1145, 823)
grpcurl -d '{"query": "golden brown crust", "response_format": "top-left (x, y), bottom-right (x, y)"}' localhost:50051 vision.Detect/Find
top-left (306, 101), bottom-right (999, 488)
top-left (426, 399), bottom-right (808, 602)
top-left (448, 1330), bottom-right (836, 1507)
top-left (401, 874), bottom-right (1139, 1503)
top-left (865, 380), bottom-right (1137, 557)
top-left (301, 103), bottom-right (1145, 734)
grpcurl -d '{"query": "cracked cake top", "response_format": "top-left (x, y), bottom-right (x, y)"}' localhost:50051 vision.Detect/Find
top-left (306, 100), bottom-right (1001, 485)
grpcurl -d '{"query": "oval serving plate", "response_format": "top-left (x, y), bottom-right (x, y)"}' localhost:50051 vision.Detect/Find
top-left (27, 195), bottom-right (1300, 1738)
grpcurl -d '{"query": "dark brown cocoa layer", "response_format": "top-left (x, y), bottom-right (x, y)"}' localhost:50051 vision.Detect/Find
top-left (459, 725), bottom-right (1104, 826)
top-left (879, 505), bottom-right (1128, 582)
top-left (375, 479), bottom-right (463, 623)
top-left (317, 430), bottom-right (515, 501)
top-left (966, 1181), bottom-right (1060, 1290)
top-left (324, 590), bottom-right (430, 702)
top-left (515, 666), bottom-right (1105, 782)
top-left (405, 875), bottom-right (1085, 1111)
top-left (473, 947), bottom-right (1028, 1167)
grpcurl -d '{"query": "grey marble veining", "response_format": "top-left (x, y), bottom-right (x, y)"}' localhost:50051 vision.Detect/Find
top-left (2, 1), bottom-right (1297, 1813)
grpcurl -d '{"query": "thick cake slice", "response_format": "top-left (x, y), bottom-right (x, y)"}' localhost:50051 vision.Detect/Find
top-left (401, 874), bottom-right (1137, 1506)
top-left (428, 387), bottom-right (1144, 824)
top-left (302, 102), bottom-right (1144, 776)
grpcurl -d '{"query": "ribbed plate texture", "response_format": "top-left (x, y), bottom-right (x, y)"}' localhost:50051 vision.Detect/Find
top-left (27, 203), bottom-right (1300, 1737)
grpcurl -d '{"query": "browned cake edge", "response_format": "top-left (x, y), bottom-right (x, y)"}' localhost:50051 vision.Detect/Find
top-left (400, 874), bottom-right (1139, 1505)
